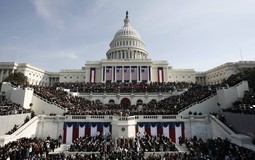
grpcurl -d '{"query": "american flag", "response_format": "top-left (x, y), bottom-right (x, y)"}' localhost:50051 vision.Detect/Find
top-left (124, 67), bottom-right (130, 81)
top-left (106, 67), bottom-right (112, 81)
top-left (116, 66), bottom-right (122, 81)
top-left (131, 66), bottom-right (137, 81)
top-left (141, 66), bottom-right (148, 81)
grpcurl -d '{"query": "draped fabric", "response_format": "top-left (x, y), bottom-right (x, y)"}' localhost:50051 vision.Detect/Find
top-left (106, 66), bottom-right (112, 81)
top-left (79, 126), bottom-right (85, 138)
top-left (163, 125), bottom-right (169, 138)
top-left (138, 126), bottom-right (145, 137)
top-left (170, 127), bottom-right (175, 143)
top-left (72, 127), bottom-right (79, 142)
top-left (157, 126), bottom-right (163, 136)
top-left (131, 66), bottom-right (137, 81)
top-left (63, 122), bottom-right (184, 144)
top-left (141, 66), bottom-right (148, 81)
top-left (85, 127), bottom-right (91, 137)
top-left (63, 122), bottom-right (111, 144)
top-left (136, 122), bottom-right (185, 143)
top-left (124, 66), bottom-right (130, 81)
top-left (150, 125), bottom-right (157, 136)
top-left (103, 125), bottom-right (110, 135)
top-left (116, 66), bottom-right (122, 81)
top-left (66, 125), bottom-right (73, 144)
top-left (175, 125), bottom-right (182, 144)
top-left (91, 125), bottom-right (97, 137)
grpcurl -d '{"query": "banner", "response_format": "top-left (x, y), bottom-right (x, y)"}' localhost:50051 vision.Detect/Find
top-left (124, 66), bottom-right (130, 81)
top-left (141, 66), bottom-right (148, 81)
top-left (116, 66), bottom-right (122, 81)
top-left (131, 66), bottom-right (137, 81)
top-left (106, 66), bottom-right (112, 81)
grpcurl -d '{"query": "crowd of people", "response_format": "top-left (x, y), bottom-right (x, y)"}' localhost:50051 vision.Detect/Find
top-left (0, 94), bottom-right (31, 116)
top-left (31, 82), bottom-right (216, 116)
top-left (39, 135), bottom-right (255, 160)
top-left (222, 91), bottom-right (255, 114)
top-left (0, 136), bottom-right (60, 160)
top-left (69, 133), bottom-right (177, 153)
top-left (184, 136), bottom-right (255, 160)
top-left (53, 82), bottom-right (191, 93)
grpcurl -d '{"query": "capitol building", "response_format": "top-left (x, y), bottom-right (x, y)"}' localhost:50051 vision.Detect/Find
top-left (0, 12), bottom-right (255, 87)
top-left (0, 12), bottom-right (255, 158)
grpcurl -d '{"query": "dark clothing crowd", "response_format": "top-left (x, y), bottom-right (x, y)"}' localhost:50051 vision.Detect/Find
top-left (223, 91), bottom-right (255, 114)
top-left (0, 136), bottom-right (60, 160)
top-left (0, 95), bottom-right (31, 116)
top-left (30, 82), bottom-right (216, 116)
top-left (46, 135), bottom-right (255, 160)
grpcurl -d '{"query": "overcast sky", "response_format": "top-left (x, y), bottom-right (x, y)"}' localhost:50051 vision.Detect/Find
top-left (0, 0), bottom-right (255, 72)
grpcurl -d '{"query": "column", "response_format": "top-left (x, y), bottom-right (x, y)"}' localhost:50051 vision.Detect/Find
top-left (6, 69), bottom-right (10, 78)
top-left (165, 67), bottom-right (167, 83)
top-left (137, 66), bottom-right (139, 82)
top-left (112, 66), bottom-right (114, 82)
top-left (102, 66), bottom-right (105, 82)
top-left (138, 66), bottom-right (141, 82)
top-left (0, 69), bottom-right (3, 82)
top-left (129, 66), bottom-right (132, 82)
top-left (114, 66), bottom-right (117, 82)
top-left (122, 66), bottom-right (124, 82)
top-left (148, 66), bottom-right (151, 82)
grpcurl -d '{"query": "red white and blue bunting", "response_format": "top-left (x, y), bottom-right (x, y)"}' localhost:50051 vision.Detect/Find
top-left (63, 122), bottom-right (111, 144)
top-left (136, 122), bottom-right (185, 143)
top-left (63, 121), bottom-right (185, 144)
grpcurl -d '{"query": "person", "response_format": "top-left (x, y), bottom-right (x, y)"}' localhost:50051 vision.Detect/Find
top-left (178, 136), bottom-right (182, 146)
top-left (58, 135), bottom-right (62, 147)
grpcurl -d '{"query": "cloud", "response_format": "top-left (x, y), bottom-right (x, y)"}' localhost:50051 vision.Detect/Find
top-left (93, 0), bottom-right (113, 12)
top-left (60, 53), bottom-right (79, 59)
top-left (33, 0), bottom-right (53, 21)
top-left (32, 0), bottom-right (64, 29)
top-left (46, 52), bottom-right (79, 60)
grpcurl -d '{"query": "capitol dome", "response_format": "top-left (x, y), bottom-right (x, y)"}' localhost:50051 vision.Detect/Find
top-left (106, 11), bottom-right (148, 60)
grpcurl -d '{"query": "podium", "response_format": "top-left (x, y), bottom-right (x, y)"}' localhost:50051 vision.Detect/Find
top-left (111, 116), bottom-right (137, 139)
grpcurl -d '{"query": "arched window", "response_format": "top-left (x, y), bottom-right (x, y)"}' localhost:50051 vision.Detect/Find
top-left (136, 99), bottom-right (143, 105)
top-left (109, 99), bottom-right (115, 105)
